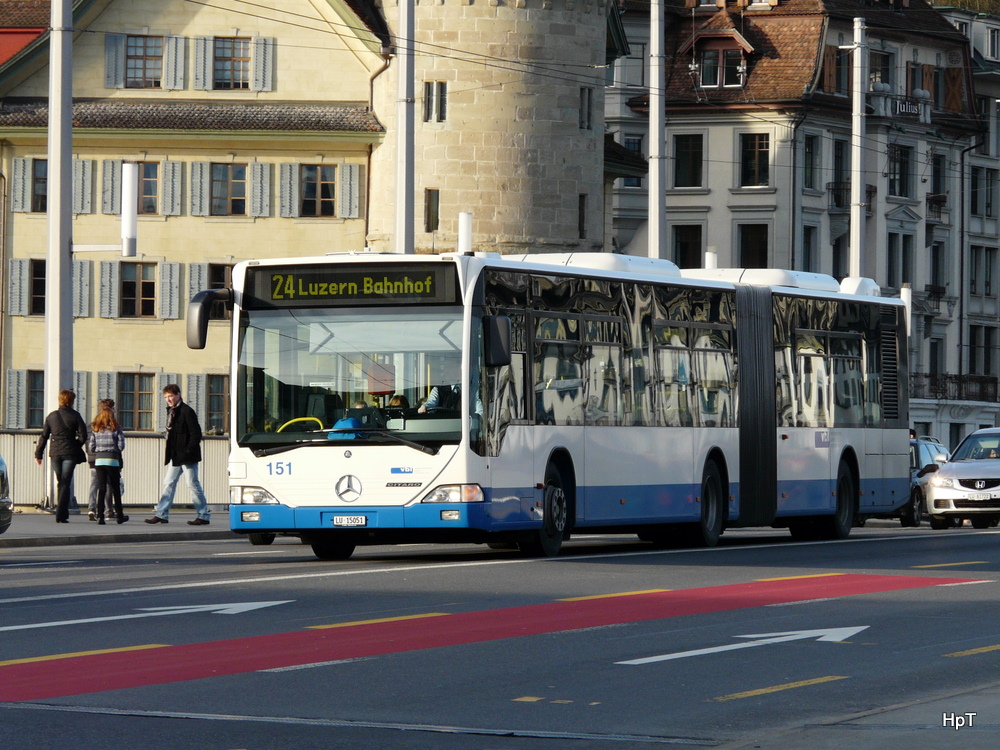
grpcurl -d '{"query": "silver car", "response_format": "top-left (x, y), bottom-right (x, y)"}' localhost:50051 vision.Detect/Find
top-left (926, 427), bottom-right (1000, 530)
top-left (0, 453), bottom-right (11, 535)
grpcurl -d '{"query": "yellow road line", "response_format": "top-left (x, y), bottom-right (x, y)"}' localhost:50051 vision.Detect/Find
top-left (559, 589), bottom-right (670, 602)
top-left (712, 675), bottom-right (849, 702)
top-left (307, 612), bottom-right (450, 629)
top-left (912, 562), bottom-right (987, 569)
top-left (945, 644), bottom-right (1000, 657)
top-left (755, 573), bottom-right (845, 582)
top-left (0, 643), bottom-right (170, 667)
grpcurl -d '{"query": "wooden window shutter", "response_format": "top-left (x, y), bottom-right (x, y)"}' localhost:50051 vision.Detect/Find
top-left (6, 369), bottom-right (27, 429)
top-left (10, 158), bottom-right (31, 213)
top-left (102, 159), bottom-right (122, 215)
top-left (945, 67), bottom-right (963, 112)
top-left (163, 36), bottom-right (186, 90)
top-left (160, 261), bottom-right (181, 320)
top-left (105, 33), bottom-right (125, 89)
top-left (251, 37), bottom-right (275, 92)
top-left (72, 259), bottom-right (90, 318)
top-left (279, 163), bottom-right (300, 218)
top-left (922, 64), bottom-right (935, 92)
top-left (97, 371), bottom-right (118, 402)
top-left (7, 258), bottom-right (28, 316)
top-left (250, 162), bottom-right (271, 218)
top-left (822, 46), bottom-right (837, 93)
top-left (73, 371), bottom-right (91, 422)
top-left (73, 159), bottom-right (95, 214)
top-left (193, 37), bottom-right (212, 91)
top-left (161, 161), bottom-right (183, 216)
top-left (339, 164), bottom-right (361, 219)
top-left (98, 260), bottom-right (120, 318)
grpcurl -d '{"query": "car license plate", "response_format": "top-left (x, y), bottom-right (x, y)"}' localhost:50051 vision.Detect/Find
top-left (333, 515), bottom-right (367, 527)
top-left (968, 493), bottom-right (994, 501)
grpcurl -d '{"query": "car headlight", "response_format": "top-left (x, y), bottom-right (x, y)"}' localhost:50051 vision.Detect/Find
top-left (420, 484), bottom-right (484, 503)
top-left (929, 476), bottom-right (954, 488)
top-left (231, 486), bottom-right (280, 504)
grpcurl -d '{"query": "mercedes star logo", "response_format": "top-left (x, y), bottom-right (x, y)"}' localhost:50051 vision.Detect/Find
top-left (336, 475), bottom-right (363, 503)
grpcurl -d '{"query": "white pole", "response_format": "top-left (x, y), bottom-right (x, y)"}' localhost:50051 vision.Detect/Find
top-left (121, 162), bottom-right (138, 257)
top-left (457, 212), bottom-right (472, 254)
top-left (705, 246), bottom-right (717, 269)
top-left (395, 0), bottom-right (415, 254)
top-left (647, 0), bottom-right (666, 259)
top-left (900, 282), bottom-right (912, 339)
top-left (45, 0), bottom-right (73, 407)
top-left (849, 17), bottom-right (867, 279)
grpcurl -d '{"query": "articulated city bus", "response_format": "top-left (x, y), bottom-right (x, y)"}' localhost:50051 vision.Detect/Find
top-left (188, 252), bottom-right (909, 559)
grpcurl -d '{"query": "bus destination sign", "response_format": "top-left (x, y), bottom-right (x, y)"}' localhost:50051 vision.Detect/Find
top-left (245, 263), bottom-right (459, 308)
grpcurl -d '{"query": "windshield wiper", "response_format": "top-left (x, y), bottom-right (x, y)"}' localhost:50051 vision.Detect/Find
top-left (251, 428), bottom-right (439, 457)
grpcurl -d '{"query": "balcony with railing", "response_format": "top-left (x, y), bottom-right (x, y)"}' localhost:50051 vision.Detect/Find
top-left (926, 193), bottom-right (947, 222)
top-left (911, 372), bottom-right (998, 402)
top-left (826, 182), bottom-right (877, 215)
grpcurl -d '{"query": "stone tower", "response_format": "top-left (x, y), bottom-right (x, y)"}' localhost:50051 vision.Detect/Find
top-left (367, 0), bottom-right (610, 255)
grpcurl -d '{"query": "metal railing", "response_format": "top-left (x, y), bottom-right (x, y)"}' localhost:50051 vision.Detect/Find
top-left (911, 372), bottom-right (998, 402)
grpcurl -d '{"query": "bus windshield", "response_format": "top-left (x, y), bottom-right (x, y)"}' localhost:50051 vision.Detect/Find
top-left (236, 306), bottom-right (467, 449)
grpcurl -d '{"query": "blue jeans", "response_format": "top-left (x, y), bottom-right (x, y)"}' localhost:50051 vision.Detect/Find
top-left (154, 463), bottom-right (210, 520)
top-left (52, 457), bottom-right (76, 522)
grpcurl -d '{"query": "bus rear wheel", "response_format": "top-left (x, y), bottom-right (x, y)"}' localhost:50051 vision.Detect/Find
top-left (308, 536), bottom-right (356, 560)
top-left (519, 464), bottom-right (569, 557)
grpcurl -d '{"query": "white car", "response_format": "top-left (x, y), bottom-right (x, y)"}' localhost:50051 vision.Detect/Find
top-left (926, 428), bottom-right (1000, 530)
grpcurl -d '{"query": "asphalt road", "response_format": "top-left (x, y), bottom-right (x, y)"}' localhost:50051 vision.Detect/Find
top-left (1, 525), bottom-right (999, 749)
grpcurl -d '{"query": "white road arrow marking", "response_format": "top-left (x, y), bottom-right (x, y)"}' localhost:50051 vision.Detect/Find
top-left (616, 626), bottom-right (870, 665)
top-left (0, 600), bottom-right (293, 633)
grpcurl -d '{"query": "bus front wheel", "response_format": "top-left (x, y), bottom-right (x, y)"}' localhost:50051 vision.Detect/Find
top-left (248, 532), bottom-right (276, 546)
top-left (308, 536), bottom-right (356, 560)
top-left (519, 464), bottom-right (569, 557)
top-left (820, 462), bottom-right (855, 540)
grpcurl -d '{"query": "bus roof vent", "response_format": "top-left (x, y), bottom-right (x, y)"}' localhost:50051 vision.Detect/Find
top-left (839, 276), bottom-right (882, 297)
top-left (508, 252), bottom-right (681, 278)
top-left (681, 267), bottom-right (841, 292)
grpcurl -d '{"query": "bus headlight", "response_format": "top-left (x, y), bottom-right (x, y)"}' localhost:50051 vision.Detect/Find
top-left (232, 486), bottom-right (280, 504)
top-left (420, 484), bottom-right (484, 503)
top-left (929, 476), bottom-right (954, 488)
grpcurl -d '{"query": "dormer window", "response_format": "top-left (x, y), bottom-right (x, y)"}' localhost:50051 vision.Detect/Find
top-left (700, 49), bottom-right (744, 88)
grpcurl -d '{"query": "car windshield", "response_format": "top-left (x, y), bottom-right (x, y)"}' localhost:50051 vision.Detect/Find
top-left (951, 435), bottom-right (1000, 461)
top-left (236, 306), bottom-right (468, 449)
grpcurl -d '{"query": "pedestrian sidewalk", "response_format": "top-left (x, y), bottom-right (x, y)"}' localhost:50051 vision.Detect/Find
top-left (0, 505), bottom-right (235, 548)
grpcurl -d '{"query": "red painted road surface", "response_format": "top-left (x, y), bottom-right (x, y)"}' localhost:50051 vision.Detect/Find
top-left (0, 574), bottom-right (976, 701)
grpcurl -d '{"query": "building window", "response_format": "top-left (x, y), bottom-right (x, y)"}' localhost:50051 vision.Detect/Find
top-left (623, 135), bottom-right (643, 188)
top-left (206, 374), bottom-right (230, 435)
top-left (125, 35), bottom-right (163, 88)
top-left (887, 145), bottom-right (912, 197)
top-left (802, 225), bottom-right (817, 273)
top-left (423, 81), bottom-right (447, 123)
top-left (208, 264), bottom-right (233, 320)
top-left (832, 236), bottom-right (847, 280)
top-left (991, 28), bottom-right (1000, 60)
top-left (27, 369), bottom-right (44, 428)
top-left (211, 163), bottom-right (247, 216)
top-left (214, 37), bottom-right (250, 90)
top-left (31, 159), bottom-right (47, 213)
top-left (887, 232), bottom-right (914, 289)
top-left (424, 188), bottom-right (440, 232)
top-left (673, 225), bottom-right (702, 268)
top-left (739, 224), bottom-right (768, 268)
top-left (869, 50), bottom-right (893, 91)
top-left (300, 165), bottom-right (337, 217)
top-left (120, 262), bottom-right (156, 318)
top-left (931, 153), bottom-right (946, 195)
top-left (698, 49), bottom-right (742, 88)
top-left (578, 194), bottom-right (587, 239)
top-left (674, 134), bottom-right (703, 188)
top-left (803, 134), bottom-right (819, 190)
top-left (138, 162), bottom-right (159, 215)
top-left (118, 373), bottom-right (156, 431)
top-left (579, 87), bottom-right (593, 130)
top-left (969, 167), bottom-right (997, 217)
top-left (621, 45), bottom-right (645, 87)
top-left (29, 259), bottom-right (45, 315)
top-left (740, 133), bottom-right (769, 187)
top-left (930, 242), bottom-right (945, 288)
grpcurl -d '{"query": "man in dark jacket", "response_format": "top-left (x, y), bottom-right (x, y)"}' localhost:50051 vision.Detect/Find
top-left (34, 389), bottom-right (88, 523)
top-left (146, 384), bottom-right (211, 526)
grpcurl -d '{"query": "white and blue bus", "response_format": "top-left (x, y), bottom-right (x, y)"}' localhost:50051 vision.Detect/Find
top-left (188, 252), bottom-right (909, 559)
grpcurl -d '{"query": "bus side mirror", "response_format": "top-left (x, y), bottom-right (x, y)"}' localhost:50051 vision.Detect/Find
top-left (483, 315), bottom-right (512, 368)
top-left (187, 288), bottom-right (233, 349)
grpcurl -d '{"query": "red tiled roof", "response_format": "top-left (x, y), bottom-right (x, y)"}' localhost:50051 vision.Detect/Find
top-left (0, 98), bottom-right (385, 133)
top-left (0, 0), bottom-right (50, 28)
